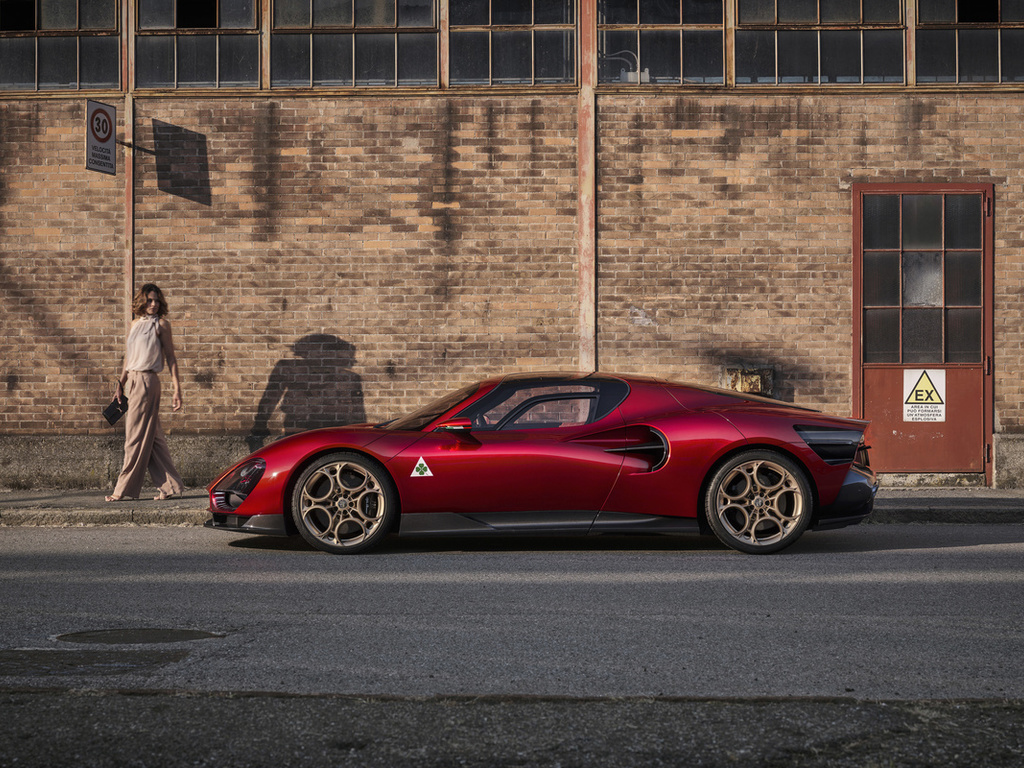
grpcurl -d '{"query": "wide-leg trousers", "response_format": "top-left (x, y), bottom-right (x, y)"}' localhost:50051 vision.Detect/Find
top-left (111, 370), bottom-right (185, 499)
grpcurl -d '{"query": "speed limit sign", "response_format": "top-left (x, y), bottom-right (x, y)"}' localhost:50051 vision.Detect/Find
top-left (86, 100), bottom-right (116, 175)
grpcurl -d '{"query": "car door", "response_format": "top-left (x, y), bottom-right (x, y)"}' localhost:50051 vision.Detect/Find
top-left (390, 384), bottom-right (626, 520)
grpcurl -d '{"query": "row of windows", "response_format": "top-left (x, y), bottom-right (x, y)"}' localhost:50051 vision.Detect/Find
top-left (6, 0), bottom-right (1024, 90)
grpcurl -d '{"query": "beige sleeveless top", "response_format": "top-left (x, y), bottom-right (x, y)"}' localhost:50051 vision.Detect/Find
top-left (124, 315), bottom-right (164, 373)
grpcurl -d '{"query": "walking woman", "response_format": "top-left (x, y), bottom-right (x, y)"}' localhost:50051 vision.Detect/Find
top-left (105, 283), bottom-right (186, 501)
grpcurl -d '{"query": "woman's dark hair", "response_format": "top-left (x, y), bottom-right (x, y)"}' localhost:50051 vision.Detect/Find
top-left (132, 283), bottom-right (169, 317)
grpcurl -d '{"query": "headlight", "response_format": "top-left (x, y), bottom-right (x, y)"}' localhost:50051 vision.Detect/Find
top-left (211, 458), bottom-right (266, 511)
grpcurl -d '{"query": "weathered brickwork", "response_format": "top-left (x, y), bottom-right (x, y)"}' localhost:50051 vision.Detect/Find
top-left (0, 96), bottom-right (579, 439)
top-left (4, 90), bottom-right (1024, 487)
top-left (596, 93), bottom-right (1024, 428)
top-left (0, 100), bottom-right (125, 435)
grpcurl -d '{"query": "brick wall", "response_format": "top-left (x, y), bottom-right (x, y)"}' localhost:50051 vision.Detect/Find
top-left (0, 100), bottom-right (125, 435)
top-left (596, 93), bottom-right (1024, 428)
top-left (4, 90), bottom-right (1024, 488)
top-left (0, 96), bottom-right (579, 440)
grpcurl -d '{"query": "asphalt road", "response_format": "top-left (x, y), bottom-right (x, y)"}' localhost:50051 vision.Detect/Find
top-left (2, 524), bottom-right (1024, 766)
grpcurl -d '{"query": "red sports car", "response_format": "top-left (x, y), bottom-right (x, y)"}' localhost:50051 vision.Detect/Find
top-left (206, 372), bottom-right (876, 554)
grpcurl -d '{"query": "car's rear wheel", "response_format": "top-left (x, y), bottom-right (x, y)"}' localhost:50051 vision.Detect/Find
top-left (704, 450), bottom-right (812, 554)
top-left (291, 452), bottom-right (397, 554)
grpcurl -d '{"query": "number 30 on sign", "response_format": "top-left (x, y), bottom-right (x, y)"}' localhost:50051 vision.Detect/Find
top-left (86, 100), bottom-right (116, 176)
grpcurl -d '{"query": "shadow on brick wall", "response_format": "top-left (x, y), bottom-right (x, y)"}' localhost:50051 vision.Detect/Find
top-left (248, 335), bottom-right (365, 450)
top-left (152, 120), bottom-right (211, 206)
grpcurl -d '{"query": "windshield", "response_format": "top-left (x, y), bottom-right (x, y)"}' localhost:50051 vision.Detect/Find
top-left (385, 383), bottom-right (482, 431)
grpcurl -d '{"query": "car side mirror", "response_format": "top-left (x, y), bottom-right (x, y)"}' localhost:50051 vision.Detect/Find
top-left (435, 417), bottom-right (473, 432)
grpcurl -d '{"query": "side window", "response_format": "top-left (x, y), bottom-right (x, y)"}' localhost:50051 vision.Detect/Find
top-left (502, 395), bottom-right (596, 430)
top-left (458, 379), bottom-right (629, 430)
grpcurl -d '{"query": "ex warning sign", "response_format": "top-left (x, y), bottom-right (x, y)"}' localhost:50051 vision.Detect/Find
top-left (903, 369), bottom-right (946, 422)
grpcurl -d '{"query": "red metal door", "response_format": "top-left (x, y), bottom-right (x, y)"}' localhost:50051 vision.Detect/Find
top-left (853, 184), bottom-right (993, 479)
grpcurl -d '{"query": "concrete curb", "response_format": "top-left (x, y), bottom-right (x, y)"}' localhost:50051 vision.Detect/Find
top-left (1, 488), bottom-right (1023, 528)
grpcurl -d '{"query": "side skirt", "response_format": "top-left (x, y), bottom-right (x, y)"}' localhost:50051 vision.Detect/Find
top-left (398, 510), bottom-right (700, 537)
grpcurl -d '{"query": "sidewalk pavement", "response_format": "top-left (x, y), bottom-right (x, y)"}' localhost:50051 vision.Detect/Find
top-left (0, 487), bottom-right (1022, 528)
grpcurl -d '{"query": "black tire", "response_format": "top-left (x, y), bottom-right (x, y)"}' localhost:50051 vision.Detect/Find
top-left (704, 450), bottom-right (812, 554)
top-left (290, 452), bottom-right (397, 554)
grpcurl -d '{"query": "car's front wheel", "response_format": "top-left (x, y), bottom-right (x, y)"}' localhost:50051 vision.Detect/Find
top-left (291, 452), bottom-right (397, 554)
top-left (704, 450), bottom-right (812, 554)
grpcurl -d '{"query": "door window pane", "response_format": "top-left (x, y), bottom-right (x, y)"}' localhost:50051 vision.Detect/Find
top-left (864, 308), bottom-right (900, 363)
top-left (641, 30), bottom-right (681, 84)
top-left (946, 308), bottom-right (982, 363)
top-left (902, 195), bottom-right (942, 250)
top-left (863, 252), bottom-right (900, 306)
top-left (863, 195), bottom-right (899, 249)
top-left (945, 252), bottom-right (982, 306)
top-left (38, 36), bottom-right (77, 87)
top-left (313, 33), bottom-right (353, 84)
top-left (903, 252), bottom-right (943, 307)
top-left (821, 30), bottom-right (860, 83)
top-left (945, 195), bottom-right (981, 249)
top-left (903, 308), bottom-right (943, 364)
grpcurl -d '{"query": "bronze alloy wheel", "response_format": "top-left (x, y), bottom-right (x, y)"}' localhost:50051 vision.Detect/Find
top-left (291, 452), bottom-right (397, 554)
top-left (705, 450), bottom-right (812, 554)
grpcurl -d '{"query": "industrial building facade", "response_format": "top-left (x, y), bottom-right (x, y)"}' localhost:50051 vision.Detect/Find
top-left (2, 0), bottom-right (1023, 488)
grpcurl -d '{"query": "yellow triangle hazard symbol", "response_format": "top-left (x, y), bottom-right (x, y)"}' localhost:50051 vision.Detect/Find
top-left (905, 371), bottom-right (944, 405)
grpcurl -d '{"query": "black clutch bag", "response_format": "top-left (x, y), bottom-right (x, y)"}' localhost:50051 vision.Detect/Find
top-left (103, 394), bottom-right (129, 426)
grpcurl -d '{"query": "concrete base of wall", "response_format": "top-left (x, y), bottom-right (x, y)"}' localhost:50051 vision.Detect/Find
top-left (0, 435), bottom-right (259, 491)
top-left (4, 433), bottom-right (1024, 491)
